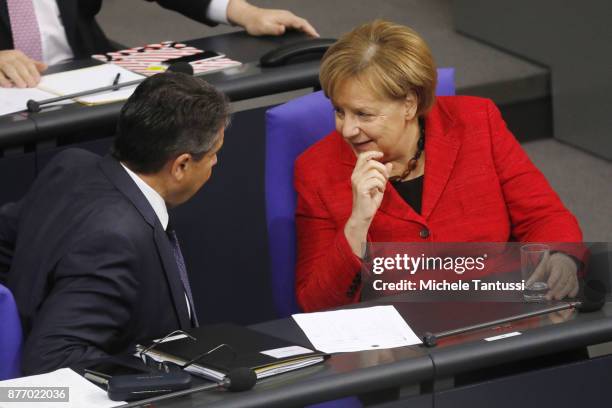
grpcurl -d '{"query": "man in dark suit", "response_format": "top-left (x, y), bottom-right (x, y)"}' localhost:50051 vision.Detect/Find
top-left (0, 0), bottom-right (317, 87)
top-left (0, 71), bottom-right (228, 375)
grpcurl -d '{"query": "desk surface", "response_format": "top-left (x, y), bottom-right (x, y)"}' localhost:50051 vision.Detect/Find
top-left (150, 300), bottom-right (612, 408)
top-left (0, 31), bottom-right (320, 149)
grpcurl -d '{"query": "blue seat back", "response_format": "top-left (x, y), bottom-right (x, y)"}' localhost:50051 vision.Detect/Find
top-left (0, 283), bottom-right (22, 379)
top-left (265, 68), bottom-right (455, 317)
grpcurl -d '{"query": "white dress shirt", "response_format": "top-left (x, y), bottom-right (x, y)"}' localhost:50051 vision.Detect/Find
top-left (32, 0), bottom-right (230, 65)
top-left (120, 162), bottom-right (169, 229)
top-left (33, 0), bottom-right (74, 65)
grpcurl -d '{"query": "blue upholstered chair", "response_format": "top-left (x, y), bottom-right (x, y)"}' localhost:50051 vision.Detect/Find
top-left (265, 68), bottom-right (455, 318)
top-left (0, 283), bottom-right (22, 379)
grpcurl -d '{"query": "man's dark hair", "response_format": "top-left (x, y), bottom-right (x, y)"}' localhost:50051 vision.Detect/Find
top-left (112, 72), bottom-right (229, 173)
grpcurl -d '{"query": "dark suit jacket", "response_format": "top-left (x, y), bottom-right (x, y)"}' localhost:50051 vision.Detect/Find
top-left (0, 0), bottom-right (214, 58)
top-left (295, 96), bottom-right (583, 312)
top-left (0, 149), bottom-right (193, 375)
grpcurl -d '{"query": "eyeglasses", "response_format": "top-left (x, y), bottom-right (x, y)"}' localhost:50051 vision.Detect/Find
top-left (139, 329), bottom-right (237, 372)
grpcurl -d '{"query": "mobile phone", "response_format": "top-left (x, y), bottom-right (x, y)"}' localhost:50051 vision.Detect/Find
top-left (84, 361), bottom-right (150, 381)
top-left (161, 51), bottom-right (224, 65)
top-left (83, 360), bottom-right (191, 401)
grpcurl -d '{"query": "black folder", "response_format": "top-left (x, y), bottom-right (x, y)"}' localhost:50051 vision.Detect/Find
top-left (138, 323), bottom-right (327, 381)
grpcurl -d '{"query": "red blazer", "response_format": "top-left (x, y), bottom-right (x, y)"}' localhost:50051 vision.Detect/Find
top-left (294, 96), bottom-right (582, 312)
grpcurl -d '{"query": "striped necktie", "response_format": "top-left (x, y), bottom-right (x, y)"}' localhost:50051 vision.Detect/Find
top-left (7, 0), bottom-right (43, 61)
top-left (167, 225), bottom-right (199, 327)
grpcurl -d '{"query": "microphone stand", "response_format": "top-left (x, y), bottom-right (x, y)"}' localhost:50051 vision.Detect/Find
top-left (422, 278), bottom-right (607, 347)
top-left (422, 301), bottom-right (579, 347)
top-left (26, 79), bottom-right (143, 113)
top-left (114, 380), bottom-right (222, 408)
top-left (25, 61), bottom-right (195, 113)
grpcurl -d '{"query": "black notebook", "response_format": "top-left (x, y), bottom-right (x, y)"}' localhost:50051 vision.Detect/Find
top-left (137, 323), bottom-right (327, 381)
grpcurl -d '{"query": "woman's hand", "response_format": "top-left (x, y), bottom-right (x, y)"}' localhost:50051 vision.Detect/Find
top-left (344, 151), bottom-right (392, 257)
top-left (527, 251), bottom-right (579, 300)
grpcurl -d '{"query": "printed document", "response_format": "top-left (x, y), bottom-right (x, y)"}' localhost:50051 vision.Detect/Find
top-left (292, 305), bottom-right (421, 353)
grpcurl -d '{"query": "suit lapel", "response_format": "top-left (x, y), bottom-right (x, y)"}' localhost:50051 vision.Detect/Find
top-left (98, 155), bottom-right (192, 330)
top-left (154, 227), bottom-right (192, 330)
top-left (56, 0), bottom-right (78, 53)
top-left (0, 0), bottom-right (11, 34)
top-left (98, 155), bottom-right (158, 226)
top-left (421, 101), bottom-right (460, 220)
top-left (378, 182), bottom-right (425, 222)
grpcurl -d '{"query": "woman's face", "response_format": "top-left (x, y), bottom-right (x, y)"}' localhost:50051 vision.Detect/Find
top-left (332, 77), bottom-right (417, 163)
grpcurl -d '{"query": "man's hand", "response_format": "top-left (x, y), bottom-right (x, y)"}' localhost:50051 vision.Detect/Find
top-left (526, 251), bottom-right (579, 300)
top-left (0, 50), bottom-right (47, 88)
top-left (227, 0), bottom-right (319, 37)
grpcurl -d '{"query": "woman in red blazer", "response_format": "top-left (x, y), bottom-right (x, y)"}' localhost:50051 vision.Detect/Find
top-left (294, 20), bottom-right (582, 313)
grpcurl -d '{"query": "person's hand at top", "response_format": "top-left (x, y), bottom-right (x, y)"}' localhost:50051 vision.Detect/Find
top-left (227, 0), bottom-right (319, 38)
top-left (0, 50), bottom-right (47, 88)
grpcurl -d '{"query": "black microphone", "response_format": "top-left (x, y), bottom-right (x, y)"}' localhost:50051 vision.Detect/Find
top-left (115, 367), bottom-right (257, 408)
top-left (219, 367), bottom-right (258, 391)
top-left (166, 61), bottom-right (194, 76)
top-left (26, 63), bottom-right (195, 113)
top-left (575, 279), bottom-right (606, 313)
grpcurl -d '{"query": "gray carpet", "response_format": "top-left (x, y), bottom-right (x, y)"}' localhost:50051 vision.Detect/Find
top-left (97, 0), bottom-right (611, 241)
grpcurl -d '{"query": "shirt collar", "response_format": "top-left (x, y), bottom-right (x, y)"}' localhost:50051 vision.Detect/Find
top-left (120, 163), bottom-right (169, 230)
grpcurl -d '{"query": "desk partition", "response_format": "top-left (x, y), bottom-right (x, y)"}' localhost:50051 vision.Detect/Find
top-left (0, 31), bottom-right (318, 151)
top-left (134, 300), bottom-right (612, 408)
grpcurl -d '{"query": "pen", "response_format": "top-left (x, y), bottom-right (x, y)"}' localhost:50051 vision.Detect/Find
top-left (112, 73), bottom-right (121, 90)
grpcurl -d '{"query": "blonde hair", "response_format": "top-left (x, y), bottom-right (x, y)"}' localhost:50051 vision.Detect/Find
top-left (320, 19), bottom-right (437, 116)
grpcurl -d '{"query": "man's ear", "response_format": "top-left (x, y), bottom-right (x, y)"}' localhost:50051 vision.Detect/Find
top-left (404, 91), bottom-right (418, 121)
top-left (169, 153), bottom-right (192, 182)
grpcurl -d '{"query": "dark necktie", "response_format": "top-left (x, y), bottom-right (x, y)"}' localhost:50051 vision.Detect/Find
top-left (166, 225), bottom-right (199, 327)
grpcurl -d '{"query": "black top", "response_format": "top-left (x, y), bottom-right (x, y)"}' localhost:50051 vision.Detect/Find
top-left (391, 175), bottom-right (424, 215)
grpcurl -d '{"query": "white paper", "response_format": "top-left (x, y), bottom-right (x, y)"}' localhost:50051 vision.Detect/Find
top-left (0, 87), bottom-right (57, 116)
top-left (292, 305), bottom-right (421, 353)
top-left (260, 345), bottom-right (314, 359)
top-left (39, 64), bottom-right (144, 105)
top-left (484, 331), bottom-right (522, 342)
top-left (0, 368), bottom-right (122, 408)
